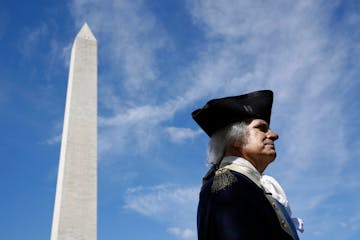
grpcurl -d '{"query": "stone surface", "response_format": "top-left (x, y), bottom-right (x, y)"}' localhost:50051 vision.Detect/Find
top-left (51, 23), bottom-right (97, 240)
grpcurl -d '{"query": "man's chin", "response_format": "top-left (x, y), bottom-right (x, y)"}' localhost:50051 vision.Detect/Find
top-left (265, 152), bottom-right (276, 162)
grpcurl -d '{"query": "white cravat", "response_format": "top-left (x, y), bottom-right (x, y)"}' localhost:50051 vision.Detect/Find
top-left (220, 156), bottom-right (304, 233)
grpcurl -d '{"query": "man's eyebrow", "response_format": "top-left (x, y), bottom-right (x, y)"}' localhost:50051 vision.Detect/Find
top-left (254, 122), bottom-right (269, 128)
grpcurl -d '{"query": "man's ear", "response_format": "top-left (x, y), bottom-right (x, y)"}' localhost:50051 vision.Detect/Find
top-left (232, 139), bottom-right (243, 148)
top-left (227, 140), bottom-right (243, 156)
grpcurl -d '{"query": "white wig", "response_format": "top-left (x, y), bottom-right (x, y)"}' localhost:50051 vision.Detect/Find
top-left (207, 121), bottom-right (249, 165)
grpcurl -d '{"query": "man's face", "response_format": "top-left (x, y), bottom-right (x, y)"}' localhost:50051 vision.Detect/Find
top-left (238, 119), bottom-right (279, 172)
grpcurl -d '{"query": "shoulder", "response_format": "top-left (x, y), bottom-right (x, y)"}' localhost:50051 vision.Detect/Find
top-left (211, 168), bottom-right (238, 193)
top-left (200, 169), bottom-right (261, 200)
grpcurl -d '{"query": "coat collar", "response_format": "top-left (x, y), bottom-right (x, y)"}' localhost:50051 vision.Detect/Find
top-left (219, 156), bottom-right (262, 187)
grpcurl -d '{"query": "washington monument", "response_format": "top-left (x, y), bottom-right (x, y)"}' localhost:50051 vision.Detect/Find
top-left (51, 23), bottom-right (98, 240)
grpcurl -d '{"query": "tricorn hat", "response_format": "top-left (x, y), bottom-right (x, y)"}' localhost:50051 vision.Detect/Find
top-left (192, 90), bottom-right (273, 137)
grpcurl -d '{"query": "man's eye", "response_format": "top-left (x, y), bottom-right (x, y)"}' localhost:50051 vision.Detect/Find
top-left (257, 126), bottom-right (268, 132)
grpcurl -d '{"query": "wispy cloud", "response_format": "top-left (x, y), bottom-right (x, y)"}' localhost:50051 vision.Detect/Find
top-left (124, 184), bottom-right (198, 218)
top-left (167, 227), bottom-right (196, 240)
top-left (71, 0), bottom-right (169, 95)
top-left (0, 8), bottom-right (9, 40)
top-left (123, 184), bottom-right (198, 239)
top-left (165, 127), bottom-right (202, 143)
top-left (18, 22), bottom-right (49, 57)
top-left (45, 134), bottom-right (62, 145)
top-left (341, 213), bottom-right (360, 231)
top-left (97, 98), bottom-right (186, 156)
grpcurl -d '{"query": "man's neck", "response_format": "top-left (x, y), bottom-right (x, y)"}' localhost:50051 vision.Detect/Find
top-left (223, 153), bottom-right (266, 173)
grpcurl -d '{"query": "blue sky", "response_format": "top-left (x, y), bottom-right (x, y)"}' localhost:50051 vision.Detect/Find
top-left (1, 0), bottom-right (360, 239)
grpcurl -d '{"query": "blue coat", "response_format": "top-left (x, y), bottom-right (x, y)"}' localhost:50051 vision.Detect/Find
top-left (197, 169), bottom-right (297, 240)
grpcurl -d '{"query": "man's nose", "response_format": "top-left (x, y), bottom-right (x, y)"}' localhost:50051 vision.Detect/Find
top-left (267, 129), bottom-right (279, 141)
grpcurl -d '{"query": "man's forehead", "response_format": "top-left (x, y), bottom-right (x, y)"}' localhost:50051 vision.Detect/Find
top-left (249, 119), bottom-right (269, 126)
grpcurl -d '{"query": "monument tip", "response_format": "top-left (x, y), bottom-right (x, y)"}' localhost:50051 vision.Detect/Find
top-left (77, 22), bottom-right (96, 41)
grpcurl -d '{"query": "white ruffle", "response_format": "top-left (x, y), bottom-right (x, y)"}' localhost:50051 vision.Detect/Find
top-left (261, 175), bottom-right (304, 233)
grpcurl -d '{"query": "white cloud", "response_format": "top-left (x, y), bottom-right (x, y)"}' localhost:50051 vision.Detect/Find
top-left (44, 119), bottom-right (66, 146)
top-left (45, 134), bottom-right (62, 145)
top-left (341, 213), bottom-right (360, 231)
top-left (0, 8), bottom-right (9, 40)
top-left (123, 184), bottom-right (198, 239)
top-left (165, 127), bottom-right (202, 143)
top-left (97, 99), bottom-right (185, 156)
top-left (71, 0), bottom-right (169, 94)
top-left (124, 184), bottom-right (198, 219)
top-left (167, 227), bottom-right (196, 240)
top-left (19, 22), bottom-right (49, 57)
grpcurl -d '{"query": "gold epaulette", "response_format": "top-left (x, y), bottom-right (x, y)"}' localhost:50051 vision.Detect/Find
top-left (211, 168), bottom-right (237, 193)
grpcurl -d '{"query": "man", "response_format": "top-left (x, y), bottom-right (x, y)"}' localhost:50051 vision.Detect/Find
top-left (192, 90), bottom-right (300, 240)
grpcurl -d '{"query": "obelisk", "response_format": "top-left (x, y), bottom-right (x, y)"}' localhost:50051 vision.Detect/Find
top-left (51, 23), bottom-right (97, 240)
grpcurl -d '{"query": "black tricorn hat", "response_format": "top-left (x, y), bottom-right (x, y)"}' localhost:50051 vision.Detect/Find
top-left (192, 90), bottom-right (273, 137)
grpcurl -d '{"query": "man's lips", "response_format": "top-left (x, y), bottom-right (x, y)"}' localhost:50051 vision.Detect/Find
top-left (264, 141), bottom-right (275, 148)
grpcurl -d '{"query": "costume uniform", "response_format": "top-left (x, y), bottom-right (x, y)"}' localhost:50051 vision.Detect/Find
top-left (197, 157), bottom-right (299, 240)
